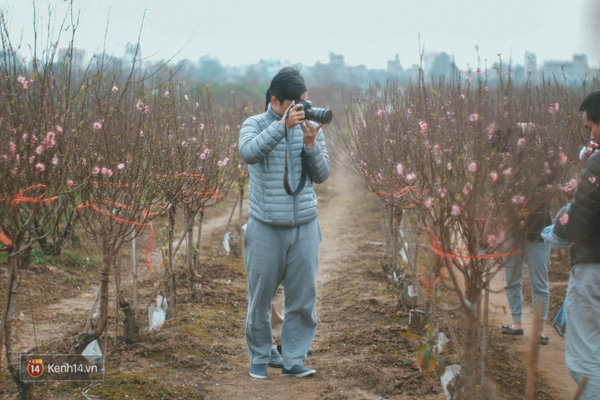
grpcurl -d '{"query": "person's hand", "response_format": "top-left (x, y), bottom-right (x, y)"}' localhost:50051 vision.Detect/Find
top-left (563, 177), bottom-right (578, 195)
top-left (301, 120), bottom-right (323, 149)
top-left (281, 102), bottom-right (305, 129)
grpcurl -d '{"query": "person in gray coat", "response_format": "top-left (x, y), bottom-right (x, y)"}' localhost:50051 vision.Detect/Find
top-left (239, 67), bottom-right (331, 379)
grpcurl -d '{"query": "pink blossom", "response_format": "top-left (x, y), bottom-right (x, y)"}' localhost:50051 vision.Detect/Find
top-left (29, 156), bottom-right (35, 164)
top-left (82, 158), bottom-right (87, 165)
top-left (117, 163), bottom-right (125, 170)
top-left (223, 157), bottom-right (229, 166)
top-left (463, 183), bottom-right (471, 195)
top-left (52, 157), bottom-right (59, 165)
top-left (136, 101), bottom-right (144, 111)
top-left (589, 176), bottom-right (597, 184)
top-left (396, 163), bottom-right (404, 175)
top-left (192, 137), bottom-right (197, 143)
top-left (438, 188), bottom-right (447, 198)
top-left (55, 125), bottom-right (63, 133)
top-left (433, 144), bottom-right (441, 155)
top-left (204, 148), bottom-right (211, 154)
top-left (17, 75), bottom-right (26, 84)
top-left (35, 163), bottom-right (45, 172)
top-left (377, 109), bottom-right (385, 117)
top-left (184, 94), bottom-right (189, 101)
top-left (200, 153), bottom-right (206, 160)
top-left (483, 86), bottom-right (489, 92)
top-left (101, 167), bottom-right (108, 175)
top-left (67, 179), bottom-right (74, 186)
top-left (350, 151), bottom-right (355, 158)
top-left (35, 145), bottom-right (44, 155)
top-left (460, 94), bottom-right (465, 100)
top-left (9, 141), bottom-right (16, 153)
top-left (419, 121), bottom-right (428, 132)
top-left (140, 131), bottom-right (144, 137)
top-left (447, 162), bottom-right (453, 171)
top-left (107, 169), bottom-right (113, 177)
top-left (559, 152), bottom-right (568, 165)
top-left (486, 122), bottom-right (497, 135)
top-left (512, 195), bottom-right (526, 204)
top-left (406, 173), bottom-right (416, 182)
top-left (218, 161), bottom-right (224, 167)
top-left (489, 171), bottom-right (498, 182)
top-left (225, 125), bottom-right (231, 131)
top-left (476, 67), bottom-right (481, 74)
top-left (112, 86), bottom-right (119, 92)
top-left (518, 138), bottom-right (526, 147)
top-left (559, 213), bottom-right (569, 226)
top-left (424, 197), bottom-right (434, 208)
top-left (164, 91), bottom-right (170, 96)
top-left (92, 167), bottom-right (100, 174)
top-left (468, 162), bottom-right (477, 172)
top-left (486, 235), bottom-right (498, 247)
top-left (451, 204), bottom-right (461, 216)
top-left (553, 102), bottom-right (560, 111)
top-left (548, 106), bottom-right (555, 114)
top-left (469, 113), bottom-right (479, 122)
top-left (195, 102), bottom-right (200, 109)
top-left (199, 123), bottom-right (205, 130)
top-left (93, 122), bottom-right (102, 130)
top-left (503, 167), bottom-right (513, 176)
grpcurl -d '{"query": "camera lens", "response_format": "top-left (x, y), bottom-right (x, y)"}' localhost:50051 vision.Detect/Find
top-left (306, 108), bottom-right (333, 124)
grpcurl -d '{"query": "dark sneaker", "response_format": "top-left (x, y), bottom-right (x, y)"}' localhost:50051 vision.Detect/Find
top-left (249, 364), bottom-right (268, 379)
top-left (282, 365), bottom-right (316, 377)
top-left (540, 336), bottom-right (549, 345)
top-left (268, 347), bottom-right (283, 368)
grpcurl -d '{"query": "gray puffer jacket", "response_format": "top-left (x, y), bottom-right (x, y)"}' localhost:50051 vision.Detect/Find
top-left (239, 104), bottom-right (331, 227)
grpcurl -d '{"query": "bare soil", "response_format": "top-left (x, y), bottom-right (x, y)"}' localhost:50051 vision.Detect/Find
top-left (1, 151), bottom-right (577, 399)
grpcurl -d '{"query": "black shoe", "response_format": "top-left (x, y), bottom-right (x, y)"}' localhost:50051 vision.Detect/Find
top-left (539, 336), bottom-right (549, 345)
top-left (282, 365), bottom-right (316, 377)
top-left (501, 325), bottom-right (524, 335)
top-left (249, 364), bottom-right (268, 379)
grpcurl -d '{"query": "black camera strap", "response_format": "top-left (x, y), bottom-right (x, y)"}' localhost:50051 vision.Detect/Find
top-left (283, 110), bottom-right (307, 196)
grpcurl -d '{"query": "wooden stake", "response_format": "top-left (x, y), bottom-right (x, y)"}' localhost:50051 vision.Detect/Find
top-left (525, 300), bottom-right (543, 399)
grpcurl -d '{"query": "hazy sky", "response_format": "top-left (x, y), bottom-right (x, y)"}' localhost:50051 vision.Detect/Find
top-left (2, 0), bottom-right (599, 70)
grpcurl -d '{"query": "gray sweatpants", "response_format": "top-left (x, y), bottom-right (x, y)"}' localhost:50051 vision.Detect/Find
top-left (565, 263), bottom-right (600, 399)
top-left (244, 217), bottom-right (321, 368)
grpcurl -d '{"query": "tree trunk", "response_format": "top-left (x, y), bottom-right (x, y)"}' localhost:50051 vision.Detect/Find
top-left (185, 208), bottom-right (198, 300)
top-left (70, 241), bottom-right (112, 354)
top-left (380, 200), bottom-right (411, 308)
top-left (166, 208), bottom-right (176, 318)
top-left (1, 252), bottom-right (34, 399)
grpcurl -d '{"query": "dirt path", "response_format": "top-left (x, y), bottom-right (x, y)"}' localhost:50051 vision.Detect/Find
top-left (488, 269), bottom-right (577, 398)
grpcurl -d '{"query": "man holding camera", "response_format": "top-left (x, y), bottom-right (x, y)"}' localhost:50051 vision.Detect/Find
top-left (239, 67), bottom-right (331, 379)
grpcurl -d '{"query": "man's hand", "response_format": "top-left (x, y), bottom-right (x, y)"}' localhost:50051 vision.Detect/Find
top-left (301, 120), bottom-right (323, 149)
top-left (281, 102), bottom-right (305, 129)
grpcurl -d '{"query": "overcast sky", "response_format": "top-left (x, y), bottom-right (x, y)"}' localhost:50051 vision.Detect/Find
top-left (2, 0), bottom-right (599, 70)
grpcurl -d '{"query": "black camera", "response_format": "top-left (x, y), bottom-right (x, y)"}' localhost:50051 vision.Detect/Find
top-left (297, 99), bottom-right (333, 124)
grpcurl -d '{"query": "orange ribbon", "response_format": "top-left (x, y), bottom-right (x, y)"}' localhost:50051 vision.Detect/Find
top-left (75, 200), bottom-right (160, 270)
top-left (0, 184), bottom-right (59, 248)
